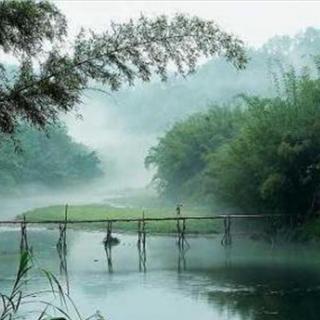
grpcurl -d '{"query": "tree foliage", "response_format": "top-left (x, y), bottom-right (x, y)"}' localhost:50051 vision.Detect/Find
top-left (0, 0), bottom-right (247, 136)
top-left (0, 124), bottom-right (102, 194)
top-left (147, 68), bottom-right (320, 219)
top-left (145, 106), bottom-right (243, 202)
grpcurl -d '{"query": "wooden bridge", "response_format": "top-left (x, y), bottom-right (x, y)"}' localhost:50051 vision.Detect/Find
top-left (0, 207), bottom-right (287, 274)
top-left (0, 213), bottom-right (283, 225)
top-left (0, 206), bottom-right (285, 253)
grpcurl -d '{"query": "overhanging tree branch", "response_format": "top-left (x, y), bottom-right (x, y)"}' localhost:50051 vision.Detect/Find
top-left (0, 1), bottom-right (247, 136)
top-left (10, 33), bottom-right (245, 97)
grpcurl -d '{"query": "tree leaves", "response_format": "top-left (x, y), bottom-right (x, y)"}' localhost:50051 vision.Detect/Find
top-left (0, 124), bottom-right (102, 194)
top-left (0, 0), bottom-right (247, 136)
top-left (147, 68), bottom-right (320, 217)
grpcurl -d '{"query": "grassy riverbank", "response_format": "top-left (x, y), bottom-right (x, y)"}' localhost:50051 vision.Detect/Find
top-left (19, 203), bottom-right (320, 240)
top-left (20, 204), bottom-right (221, 234)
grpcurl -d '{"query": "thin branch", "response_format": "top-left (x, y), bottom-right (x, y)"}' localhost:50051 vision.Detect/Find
top-left (5, 33), bottom-right (242, 99)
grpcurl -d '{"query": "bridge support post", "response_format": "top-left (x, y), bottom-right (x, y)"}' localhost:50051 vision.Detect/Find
top-left (221, 215), bottom-right (232, 246)
top-left (20, 215), bottom-right (29, 254)
top-left (176, 217), bottom-right (181, 246)
top-left (142, 214), bottom-right (146, 250)
top-left (103, 220), bottom-right (114, 273)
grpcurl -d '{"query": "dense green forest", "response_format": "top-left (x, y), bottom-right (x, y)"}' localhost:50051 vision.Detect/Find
top-left (0, 124), bottom-right (102, 194)
top-left (146, 68), bottom-right (320, 220)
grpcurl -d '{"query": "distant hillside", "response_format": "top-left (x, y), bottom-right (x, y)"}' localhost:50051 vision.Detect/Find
top-left (97, 27), bottom-right (320, 135)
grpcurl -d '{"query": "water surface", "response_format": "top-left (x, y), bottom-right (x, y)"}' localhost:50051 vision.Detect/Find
top-left (0, 228), bottom-right (319, 320)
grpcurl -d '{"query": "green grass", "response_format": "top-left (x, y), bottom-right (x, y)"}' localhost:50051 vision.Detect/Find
top-left (20, 204), bottom-right (221, 234)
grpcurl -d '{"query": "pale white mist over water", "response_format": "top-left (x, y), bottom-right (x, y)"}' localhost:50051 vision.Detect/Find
top-left (64, 93), bottom-right (156, 190)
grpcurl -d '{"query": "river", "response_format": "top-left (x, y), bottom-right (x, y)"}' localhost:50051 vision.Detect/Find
top-left (0, 227), bottom-right (320, 320)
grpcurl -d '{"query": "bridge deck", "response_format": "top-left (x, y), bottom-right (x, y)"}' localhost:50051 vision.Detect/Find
top-left (0, 214), bottom-right (285, 225)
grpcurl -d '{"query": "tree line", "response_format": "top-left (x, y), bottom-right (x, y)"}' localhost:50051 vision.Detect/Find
top-left (0, 123), bottom-right (102, 194)
top-left (146, 67), bottom-right (320, 221)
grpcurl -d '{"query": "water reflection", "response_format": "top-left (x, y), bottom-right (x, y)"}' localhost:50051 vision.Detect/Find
top-left (56, 223), bottom-right (69, 293)
top-left (137, 218), bottom-right (147, 272)
top-left (104, 242), bottom-right (114, 273)
top-left (224, 246), bottom-right (232, 268)
top-left (1, 228), bottom-right (320, 320)
top-left (177, 245), bottom-right (187, 272)
top-left (137, 240), bottom-right (147, 273)
top-left (203, 264), bottom-right (320, 320)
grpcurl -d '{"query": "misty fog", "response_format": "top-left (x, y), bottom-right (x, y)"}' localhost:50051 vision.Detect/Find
top-left (4, 3), bottom-right (320, 320)
top-left (62, 27), bottom-right (320, 196)
top-left (2, 23), bottom-right (320, 218)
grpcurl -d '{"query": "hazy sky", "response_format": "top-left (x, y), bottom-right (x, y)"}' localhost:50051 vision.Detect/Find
top-left (55, 1), bottom-right (320, 47)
